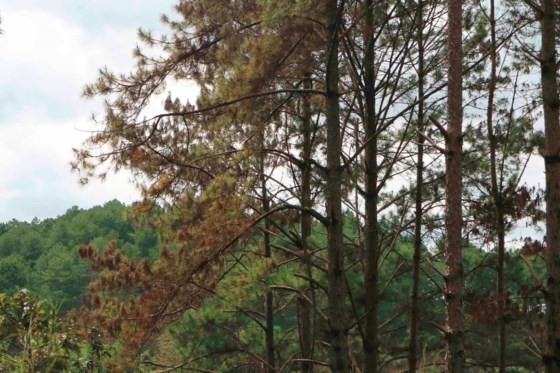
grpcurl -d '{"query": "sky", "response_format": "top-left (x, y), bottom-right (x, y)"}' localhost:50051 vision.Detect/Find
top-left (0, 0), bottom-right (180, 222)
top-left (0, 1), bottom-right (548, 232)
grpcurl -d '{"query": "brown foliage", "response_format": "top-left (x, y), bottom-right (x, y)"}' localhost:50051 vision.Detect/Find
top-left (520, 237), bottom-right (545, 256)
top-left (77, 175), bottom-right (256, 368)
top-left (468, 292), bottom-right (520, 324)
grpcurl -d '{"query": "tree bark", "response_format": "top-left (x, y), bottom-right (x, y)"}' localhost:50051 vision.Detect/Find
top-left (260, 125), bottom-right (275, 373)
top-left (409, 0), bottom-right (425, 370)
top-left (362, 0), bottom-right (380, 372)
top-left (444, 0), bottom-right (465, 369)
top-left (484, 0), bottom-right (507, 369)
top-left (540, 0), bottom-right (560, 370)
top-left (299, 73), bottom-right (315, 373)
top-left (325, 0), bottom-right (349, 371)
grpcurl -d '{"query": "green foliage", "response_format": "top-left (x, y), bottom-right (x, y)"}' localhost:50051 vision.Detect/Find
top-left (0, 290), bottom-right (107, 372)
top-left (58, 0), bottom-right (553, 369)
top-left (0, 255), bottom-right (30, 293)
top-left (162, 246), bottom-right (301, 371)
top-left (0, 200), bottom-right (161, 310)
top-left (0, 200), bottom-right (544, 371)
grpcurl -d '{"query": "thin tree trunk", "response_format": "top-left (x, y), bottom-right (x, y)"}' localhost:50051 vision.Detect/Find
top-left (540, 0), bottom-right (560, 370)
top-left (496, 201), bottom-right (506, 373)
top-left (484, 0), bottom-right (507, 369)
top-left (408, 0), bottom-right (425, 370)
top-left (260, 128), bottom-right (275, 372)
top-left (362, 0), bottom-right (379, 372)
top-left (444, 0), bottom-right (464, 369)
top-left (325, 0), bottom-right (349, 371)
top-left (299, 73), bottom-right (314, 373)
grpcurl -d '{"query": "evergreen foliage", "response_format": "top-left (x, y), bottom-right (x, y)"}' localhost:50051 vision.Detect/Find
top-left (2, 0), bottom-right (560, 370)
top-left (0, 200), bottom-right (160, 310)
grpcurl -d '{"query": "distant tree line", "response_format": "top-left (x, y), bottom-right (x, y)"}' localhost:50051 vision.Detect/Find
top-left (0, 200), bottom-right (160, 310)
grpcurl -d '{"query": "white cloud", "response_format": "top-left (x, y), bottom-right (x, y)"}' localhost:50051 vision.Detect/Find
top-left (0, 108), bottom-right (141, 221)
top-left (0, 4), bottom-right (162, 222)
top-left (521, 155), bottom-right (545, 189)
top-left (1, 10), bottom-right (88, 78)
top-left (0, 8), bottom-right (138, 116)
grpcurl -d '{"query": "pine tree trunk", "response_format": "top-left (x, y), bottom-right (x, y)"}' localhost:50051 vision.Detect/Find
top-left (363, 0), bottom-right (379, 373)
top-left (362, 0), bottom-right (379, 372)
top-left (299, 73), bottom-right (314, 373)
top-left (409, 0), bottom-right (425, 369)
top-left (541, 0), bottom-right (560, 370)
top-left (444, 0), bottom-right (465, 369)
top-left (485, 0), bottom-right (507, 369)
top-left (260, 128), bottom-right (275, 373)
top-left (325, 0), bottom-right (349, 371)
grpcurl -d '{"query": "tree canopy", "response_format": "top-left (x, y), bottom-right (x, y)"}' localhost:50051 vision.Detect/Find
top-left (2, 0), bottom-right (559, 371)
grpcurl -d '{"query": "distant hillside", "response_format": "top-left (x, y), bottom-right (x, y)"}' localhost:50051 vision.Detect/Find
top-left (0, 200), bottom-right (160, 310)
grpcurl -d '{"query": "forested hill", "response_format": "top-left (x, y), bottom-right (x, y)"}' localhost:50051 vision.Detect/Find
top-left (0, 202), bottom-right (547, 371)
top-left (0, 200), bottom-right (160, 310)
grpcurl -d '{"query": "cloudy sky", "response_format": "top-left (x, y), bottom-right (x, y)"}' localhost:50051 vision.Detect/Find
top-left (0, 1), bottom-right (548, 229)
top-left (0, 0), bottom-right (181, 222)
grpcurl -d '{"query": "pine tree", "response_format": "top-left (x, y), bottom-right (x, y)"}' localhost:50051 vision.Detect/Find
top-left (444, 0), bottom-right (465, 368)
top-left (540, 0), bottom-right (560, 369)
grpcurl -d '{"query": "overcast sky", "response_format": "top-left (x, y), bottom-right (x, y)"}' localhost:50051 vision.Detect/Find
top-left (0, 1), bottom-right (548, 232)
top-left (0, 1), bottom-right (180, 222)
